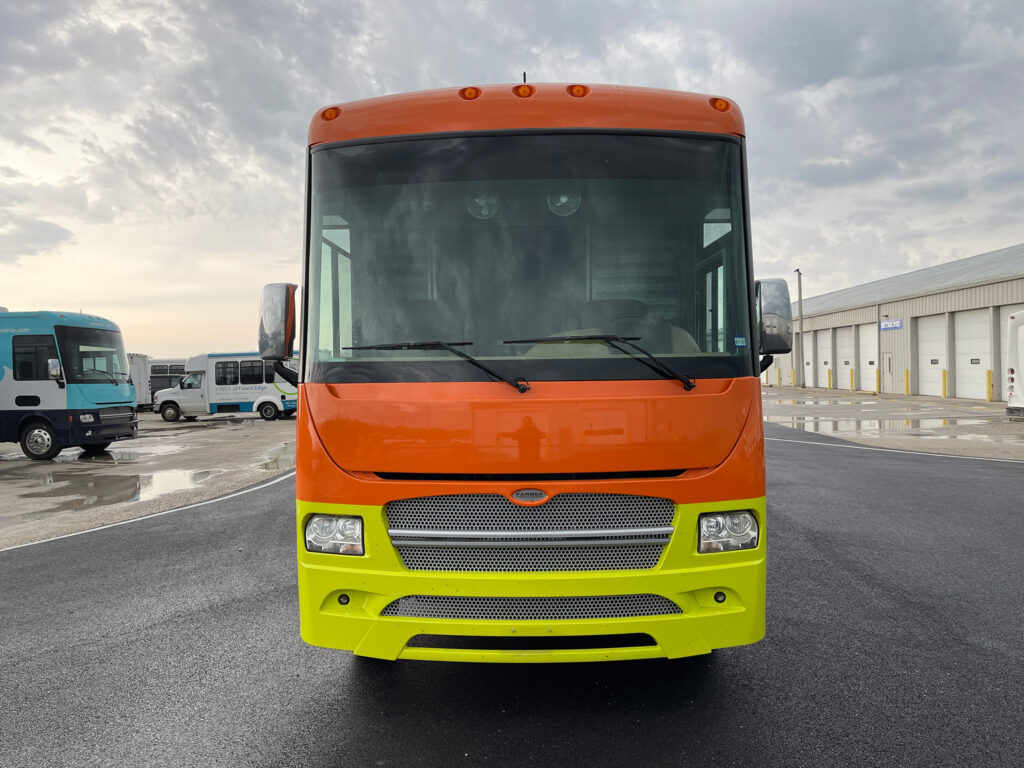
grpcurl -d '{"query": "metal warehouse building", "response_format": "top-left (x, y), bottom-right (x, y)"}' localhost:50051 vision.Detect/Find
top-left (763, 242), bottom-right (1024, 402)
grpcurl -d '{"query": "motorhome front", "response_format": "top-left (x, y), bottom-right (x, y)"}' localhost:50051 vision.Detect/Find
top-left (1, 310), bottom-right (137, 459)
top-left (152, 352), bottom-right (297, 421)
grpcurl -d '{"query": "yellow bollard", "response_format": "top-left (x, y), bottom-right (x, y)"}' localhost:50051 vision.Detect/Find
top-left (850, 369), bottom-right (855, 391)
top-left (942, 369), bottom-right (947, 398)
top-left (828, 369), bottom-right (832, 389)
top-left (777, 368), bottom-right (781, 386)
top-left (875, 368), bottom-right (880, 394)
top-left (904, 370), bottom-right (909, 396)
top-left (986, 370), bottom-right (992, 402)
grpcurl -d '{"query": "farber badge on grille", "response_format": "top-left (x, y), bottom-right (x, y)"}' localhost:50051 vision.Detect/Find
top-left (511, 488), bottom-right (546, 503)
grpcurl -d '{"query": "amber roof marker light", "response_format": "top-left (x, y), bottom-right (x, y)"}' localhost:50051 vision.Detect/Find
top-left (567, 84), bottom-right (590, 98)
top-left (459, 87), bottom-right (482, 100)
top-left (513, 84), bottom-right (536, 98)
top-left (710, 97), bottom-right (732, 112)
top-left (321, 107), bottom-right (341, 121)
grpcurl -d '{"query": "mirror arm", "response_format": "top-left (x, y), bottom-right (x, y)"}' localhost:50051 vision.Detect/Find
top-left (274, 361), bottom-right (299, 387)
top-left (759, 354), bottom-right (774, 374)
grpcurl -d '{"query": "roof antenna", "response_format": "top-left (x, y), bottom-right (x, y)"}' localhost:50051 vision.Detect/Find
top-left (523, 71), bottom-right (527, 83)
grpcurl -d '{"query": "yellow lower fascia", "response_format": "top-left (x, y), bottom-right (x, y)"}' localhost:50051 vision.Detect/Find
top-left (296, 495), bottom-right (767, 663)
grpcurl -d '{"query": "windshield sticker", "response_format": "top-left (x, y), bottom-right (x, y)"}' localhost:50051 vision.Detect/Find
top-left (734, 336), bottom-right (747, 347)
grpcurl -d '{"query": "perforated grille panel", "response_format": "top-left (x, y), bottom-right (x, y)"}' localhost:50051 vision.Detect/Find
top-left (387, 493), bottom-right (674, 531)
top-left (386, 493), bottom-right (675, 572)
top-left (380, 594), bottom-right (682, 620)
top-left (397, 544), bottom-right (666, 572)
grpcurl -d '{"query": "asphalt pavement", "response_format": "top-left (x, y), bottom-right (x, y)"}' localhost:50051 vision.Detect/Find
top-left (1, 424), bottom-right (1021, 767)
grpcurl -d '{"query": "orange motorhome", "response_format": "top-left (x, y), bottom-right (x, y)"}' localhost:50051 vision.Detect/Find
top-left (260, 83), bottom-right (792, 662)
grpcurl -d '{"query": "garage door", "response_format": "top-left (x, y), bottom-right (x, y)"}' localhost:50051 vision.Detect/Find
top-left (917, 314), bottom-right (946, 396)
top-left (999, 304), bottom-right (1024, 401)
top-left (802, 332), bottom-right (815, 387)
top-left (954, 309), bottom-right (990, 400)
top-left (816, 330), bottom-right (833, 389)
top-left (835, 327), bottom-right (855, 390)
top-left (777, 351), bottom-right (794, 385)
top-left (857, 323), bottom-right (878, 392)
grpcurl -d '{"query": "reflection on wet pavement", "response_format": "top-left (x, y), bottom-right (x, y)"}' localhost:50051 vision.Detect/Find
top-left (260, 442), bottom-right (296, 471)
top-left (764, 415), bottom-right (1024, 444)
top-left (8, 468), bottom-right (221, 515)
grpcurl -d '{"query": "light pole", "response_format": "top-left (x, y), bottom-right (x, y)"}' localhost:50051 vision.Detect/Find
top-left (794, 268), bottom-right (805, 388)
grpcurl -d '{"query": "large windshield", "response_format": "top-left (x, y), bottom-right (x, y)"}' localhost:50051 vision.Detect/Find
top-left (307, 132), bottom-right (753, 384)
top-left (54, 325), bottom-right (130, 384)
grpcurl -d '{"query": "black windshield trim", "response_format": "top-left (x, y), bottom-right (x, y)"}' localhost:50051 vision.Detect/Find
top-left (310, 128), bottom-right (742, 155)
top-left (308, 356), bottom-right (745, 385)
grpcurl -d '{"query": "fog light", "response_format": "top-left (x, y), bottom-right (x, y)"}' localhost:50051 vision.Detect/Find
top-left (699, 511), bottom-right (758, 553)
top-left (79, 413), bottom-right (95, 423)
top-left (305, 514), bottom-right (363, 555)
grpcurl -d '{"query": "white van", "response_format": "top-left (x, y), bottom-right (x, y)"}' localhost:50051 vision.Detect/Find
top-left (152, 352), bottom-right (297, 422)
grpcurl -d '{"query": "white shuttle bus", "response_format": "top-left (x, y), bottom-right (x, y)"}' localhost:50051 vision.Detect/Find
top-left (152, 352), bottom-right (297, 422)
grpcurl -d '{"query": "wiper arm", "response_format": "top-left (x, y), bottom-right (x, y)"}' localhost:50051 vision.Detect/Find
top-left (503, 335), bottom-right (696, 391)
top-left (344, 341), bottom-right (530, 394)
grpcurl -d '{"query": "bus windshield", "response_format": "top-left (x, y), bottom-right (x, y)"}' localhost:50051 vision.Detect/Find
top-left (307, 132), bottom-right (753, 384)
top-left (55, 325), bottom-right (130, 384)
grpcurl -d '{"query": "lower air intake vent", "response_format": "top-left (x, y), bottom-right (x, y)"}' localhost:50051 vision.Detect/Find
top-left (380, 594), bottom-right (682, 621)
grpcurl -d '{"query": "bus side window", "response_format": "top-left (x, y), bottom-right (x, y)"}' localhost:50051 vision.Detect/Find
top-left (13, 335), bottom-right (58, 381)
top-left (240, 360), bottom-right (263, 385)
top-left (215, 361), bottom-right (239, 385)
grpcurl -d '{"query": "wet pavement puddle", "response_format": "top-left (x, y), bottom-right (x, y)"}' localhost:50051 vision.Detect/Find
top-left (11, 469), bottom-right (221, 514)
top-left (763, 415), bottom-right (1024, 444)
top-left (260, 441), bottom-right (296, 471)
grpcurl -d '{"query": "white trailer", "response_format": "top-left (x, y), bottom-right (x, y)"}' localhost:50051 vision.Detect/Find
top-left (127, 353), bottom-right (149, 410)
top-left (152, 352), bottom-right (297, 422)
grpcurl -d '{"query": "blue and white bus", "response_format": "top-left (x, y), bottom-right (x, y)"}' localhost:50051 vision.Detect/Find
top-left (0, 310), bottom-right (138, 459)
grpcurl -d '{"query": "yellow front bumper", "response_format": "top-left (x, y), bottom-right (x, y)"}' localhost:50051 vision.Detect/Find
top-left (297, 496), bottom-right (766, 663)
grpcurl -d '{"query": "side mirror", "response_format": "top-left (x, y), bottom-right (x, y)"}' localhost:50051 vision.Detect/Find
top-left (259, 283), bottom-right (297, 362)
top-left (47, 358), bottom-right (65, 388)
top-left (756, 278), bottom-right (793, 355)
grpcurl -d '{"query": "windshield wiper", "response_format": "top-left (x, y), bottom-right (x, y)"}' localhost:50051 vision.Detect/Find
top-left (85, 369), bottom-right (122, 384)
top-left (503, 335), bottom-right (696, 391)
top-left (343, 341), bottom-right (530, 393)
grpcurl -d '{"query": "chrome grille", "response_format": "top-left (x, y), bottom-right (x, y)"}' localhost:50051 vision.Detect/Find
top-left (380, 594), bottom-right (682, 620)
top-left (386, 493), bottom-right (674, 572)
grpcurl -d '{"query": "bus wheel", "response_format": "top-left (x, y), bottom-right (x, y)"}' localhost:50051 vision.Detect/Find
top-left (160, 403), bottom-right (181, 422)
top-left (20, 422), bottom-right (62, 461)
top-left (258, 402), bottom-right (280, 421)
top-left (80, 442), bottom-right (112, 454)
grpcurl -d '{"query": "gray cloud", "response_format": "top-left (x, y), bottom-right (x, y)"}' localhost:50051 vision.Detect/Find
top-left (0, 212), bottom-right (73, 263)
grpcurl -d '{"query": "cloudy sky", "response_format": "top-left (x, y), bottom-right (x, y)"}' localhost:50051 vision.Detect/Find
top-left (1, 0), bottom-right (1022, 356)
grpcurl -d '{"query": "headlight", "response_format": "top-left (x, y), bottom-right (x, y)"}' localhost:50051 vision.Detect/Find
top-left (79, 413), bottom-right (95, 423)
top-left (698, 511), bottom-right (758, 553)
top-left (305, 514), bottom-right (363, 555)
